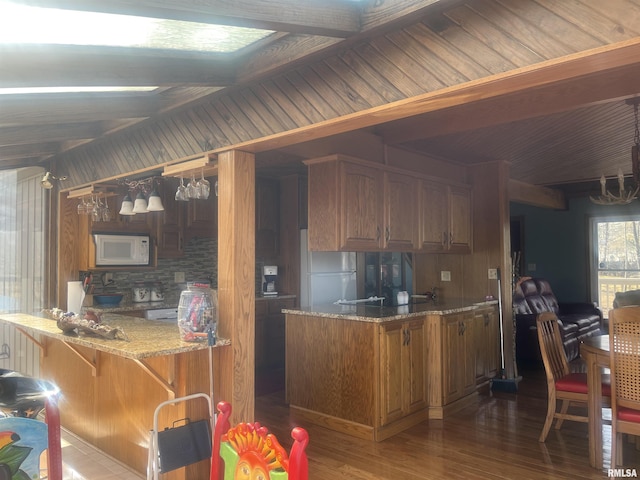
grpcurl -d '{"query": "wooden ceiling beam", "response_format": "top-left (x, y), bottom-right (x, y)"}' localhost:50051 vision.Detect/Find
top-left (212, 38), bottom-right (640, 156)
top-left (0, 45), bottom-right (236, 88)
top-left (21, 0), bottom-right (361, 37)
top-left (0, 96), bottom-right (162, 126)
top-left (508, 179), bottom-right (566, 210)
top-left (0, 122), bottom-right (103, 146)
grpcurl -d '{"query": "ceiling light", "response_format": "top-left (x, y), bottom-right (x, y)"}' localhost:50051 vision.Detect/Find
top-left (590, 100), bottom-right (640, 205)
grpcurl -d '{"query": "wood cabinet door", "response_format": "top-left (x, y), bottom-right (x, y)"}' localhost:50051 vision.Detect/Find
top-left (418, 180), bottom-right (448, 252)
top-left (339, 162), bottom-right (383, 250)
top-left (384, 172), bottom-right (418, 251)
top-left (442, 315), bottom-right (462, 403)
top-left (478, 307), bottom-right (499, 380)
top-left (186, 193), bottom-right (217, 238)
top-left (405, 319), bottom-right (427, 413)
top-left (448, 185), bottom-right (472, 253)
top-left (460, 314), bottom-right (476, 396)
top-left (487, 308), bottom-right (500, 379)
top-left (156, 177), bottom-right (185, 258)
top-left (380, 322), bottom-right (404, 425)
top-left (256, 178), bottom-right (280, 259)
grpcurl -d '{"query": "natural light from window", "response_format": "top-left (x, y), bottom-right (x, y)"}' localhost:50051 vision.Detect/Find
top-left (0, 1), bottom-right (274, 53)
top-left (591, 217), bottom-right (640, 313)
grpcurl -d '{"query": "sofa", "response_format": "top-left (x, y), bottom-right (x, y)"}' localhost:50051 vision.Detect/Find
top-left (514, 278), bottom-right (602, 364)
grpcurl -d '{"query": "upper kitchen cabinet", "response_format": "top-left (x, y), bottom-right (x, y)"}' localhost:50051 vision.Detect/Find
top-left (384, 171), bottom-right (418, 251)
top-left (155, 177), bottom-right (184, 258)
top-left (184, 184), bottom-right (217, 240)
top-left (305, 155), bottom-right (417, 251)
top-left (255, 177), bottom-right (280, 259)
top-left (418, 180), bottom-right (472, 254)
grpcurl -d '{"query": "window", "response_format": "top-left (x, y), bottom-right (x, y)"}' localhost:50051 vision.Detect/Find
top-left (590, 215), bottom-right (640, 314)
top-left (0, 168), bottom-right (47, 314)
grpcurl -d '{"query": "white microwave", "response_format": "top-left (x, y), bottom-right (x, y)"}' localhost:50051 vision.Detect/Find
top-left (93, 234), bottom-right (151, 266)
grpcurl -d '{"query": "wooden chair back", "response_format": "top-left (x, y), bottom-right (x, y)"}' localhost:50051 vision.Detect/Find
top-left (537, 312), bottom-right (570, 385)
top-left (210, 401), bottom-right (309, 480)
top-left (609, 307), bottom-right (640, 411)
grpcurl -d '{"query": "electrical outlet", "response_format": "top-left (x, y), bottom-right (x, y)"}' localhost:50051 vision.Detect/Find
top-left (488, 268), bottom-right (498, 280)
top-left (440, 271), bottom-right (451, 282)
top-left (528, 263), bottom-right (537, 272)
top-left (174, 272), bottom-right (185, 283)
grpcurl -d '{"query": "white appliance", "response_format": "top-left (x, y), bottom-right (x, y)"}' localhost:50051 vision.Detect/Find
top-left (93, 233), bottom-right (150, 266)
top-left (300, 229), bottom-right (356, 307)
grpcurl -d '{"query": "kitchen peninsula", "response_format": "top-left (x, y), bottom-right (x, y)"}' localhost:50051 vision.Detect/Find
top-left (284, 299), bottom-right (499, 441)
top-left (0, 312), bottom-right (229, 480)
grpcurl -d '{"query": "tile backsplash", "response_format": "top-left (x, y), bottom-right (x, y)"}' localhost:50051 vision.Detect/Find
top-left (97, 236), bottom-right (217, 302)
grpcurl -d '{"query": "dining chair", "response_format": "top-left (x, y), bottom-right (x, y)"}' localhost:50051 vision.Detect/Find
top-left (608, 306), bottom-right (640, 468)
top-left (210, 400), bottom-right (309, 480)
top-left (536, 312), bottom-right (610, 442)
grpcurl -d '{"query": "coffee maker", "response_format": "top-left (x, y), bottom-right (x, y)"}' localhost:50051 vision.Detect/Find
top-left (262, 265), bottom-right (278, 296)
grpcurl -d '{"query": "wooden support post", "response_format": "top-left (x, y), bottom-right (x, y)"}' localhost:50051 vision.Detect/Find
top-left (216, 150), bottom-right (256, 423)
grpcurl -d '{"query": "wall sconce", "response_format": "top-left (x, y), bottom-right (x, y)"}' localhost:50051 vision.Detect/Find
top-left (41, 172), bottom-right (67, 189)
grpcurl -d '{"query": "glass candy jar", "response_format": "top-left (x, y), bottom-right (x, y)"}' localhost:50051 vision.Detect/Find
top-left (177, 283), bottom-right (216, 342)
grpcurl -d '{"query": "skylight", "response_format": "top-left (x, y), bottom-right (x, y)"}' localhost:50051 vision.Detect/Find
top-left (0, 86), bottom-right (158, 95)
top-left (0, 1), bottom-right (274, 53)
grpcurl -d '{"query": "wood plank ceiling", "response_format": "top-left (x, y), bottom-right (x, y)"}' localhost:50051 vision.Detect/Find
top-left (4, 0), bottom-right (640, 192)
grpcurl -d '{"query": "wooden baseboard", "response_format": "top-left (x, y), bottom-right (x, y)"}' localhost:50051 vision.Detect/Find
top-left (290, 404), bottom-right (430, 442)
top-left (290, 405), bottom-right (375, 441)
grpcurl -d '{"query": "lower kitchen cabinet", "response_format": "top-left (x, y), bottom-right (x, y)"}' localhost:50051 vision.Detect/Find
top-left (286, 313), bottom-right (429, 441)
top-left (474, 305), bottom-right (500, 384)
top-left (256, 296), bottom-right (295, 395)
top-left (441, 311), bottom-right (476, 405)
top-left (379, 319), bottom-right (427, 426)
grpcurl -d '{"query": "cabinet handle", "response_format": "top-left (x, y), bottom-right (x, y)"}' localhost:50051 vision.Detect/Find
top-left (405, 328), bottom-right (411, 346)
top-left (449, 231), bottom-right (453, 245)
top-left (484, 314), bottom-right (490, 326)
top-left (376, 226), bottom-right (381, 243)
top-left (442, 231), bottom-right (447, 246)
top-left (385, 226), bottom-right (390, 244)
top-left (458, 321), bottom-right (466, 335)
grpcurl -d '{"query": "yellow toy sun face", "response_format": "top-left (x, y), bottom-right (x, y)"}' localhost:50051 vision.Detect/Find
top-left (235, 451), bottom-right (269, 480)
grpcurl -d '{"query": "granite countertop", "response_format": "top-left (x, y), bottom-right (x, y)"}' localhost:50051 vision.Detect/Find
top-left (0, 313), bottom-right (229, 359)
top-left (89, 294), bottom-right (296, 314)
top-left (283, 298), bottom-right (498, 323)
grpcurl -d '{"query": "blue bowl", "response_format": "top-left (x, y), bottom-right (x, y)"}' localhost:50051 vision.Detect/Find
top-left (93, 294), bottom-right (123, 306)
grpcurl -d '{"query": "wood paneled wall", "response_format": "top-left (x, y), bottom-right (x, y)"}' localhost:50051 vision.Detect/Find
top-left (55, 0), bottom-right (640, 188)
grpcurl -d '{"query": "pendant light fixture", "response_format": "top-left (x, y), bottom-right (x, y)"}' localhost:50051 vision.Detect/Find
top-left (118, 194), bottom-right (135, 215)
top-left (132, 192), bottom-right (149, 214)
top-left (146, 189), bottom-right (164, 211)
top-left (119, 176), bottom-right (164, 215)
top-left (590, 99), bottom-right (640, 205)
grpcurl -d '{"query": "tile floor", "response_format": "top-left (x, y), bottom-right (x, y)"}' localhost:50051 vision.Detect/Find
top-left (59, 427), bottom-right (144, 480)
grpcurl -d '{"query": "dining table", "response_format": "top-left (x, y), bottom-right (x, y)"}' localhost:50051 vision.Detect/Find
top-left (580, 334), bottom-right (609, 470)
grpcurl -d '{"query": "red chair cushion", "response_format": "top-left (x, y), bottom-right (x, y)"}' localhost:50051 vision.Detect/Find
top-left (555, 372), bottom-right (611, 396)
top-left (618, 407), bottom-right (640, 423)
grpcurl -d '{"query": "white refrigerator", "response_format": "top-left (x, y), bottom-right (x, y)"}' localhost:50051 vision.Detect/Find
top-left (300, 229), bottom-right (356, 307)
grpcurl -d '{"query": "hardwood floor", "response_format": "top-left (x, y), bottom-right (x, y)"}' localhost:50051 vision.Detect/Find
top-left (255, 364), bottom-right (639, 479)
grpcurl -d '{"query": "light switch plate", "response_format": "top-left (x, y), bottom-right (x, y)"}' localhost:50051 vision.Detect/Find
top-left (441, 271), bottom-right (451, 282)
top-left (174, 272), bottom-right (185, 283)
top-left (488, 268), bottom-right (498, 279)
